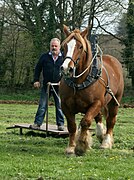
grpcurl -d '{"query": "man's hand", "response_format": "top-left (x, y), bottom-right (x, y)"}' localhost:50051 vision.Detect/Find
top-left (34, 82), bottom-right (40, 89)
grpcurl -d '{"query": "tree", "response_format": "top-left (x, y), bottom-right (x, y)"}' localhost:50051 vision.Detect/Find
top-left (125, 0), bottom-right (134, 87)
top-left (0, 0), bottom-right (128, 90)
top-left (3, 0), bottom-right (50, 56)
top-left (45, 1), bottom-right (57, 45)
top-left (118, 0), bottom-right (134, 88)
top-left (0, 3), bottom-right (35, 88)
top-left (0, 2), bottom-right (9, 84)
top-left (2, 0), bottom-right (127, 47)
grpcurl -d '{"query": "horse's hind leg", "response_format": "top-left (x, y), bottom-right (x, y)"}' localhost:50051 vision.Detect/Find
top-left (100, 101), bottom-right (118, 149)
top-left (95, 112), bottom-right (106, 143)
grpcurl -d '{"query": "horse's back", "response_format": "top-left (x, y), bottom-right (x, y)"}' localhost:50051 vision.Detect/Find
top-left (102, 54), bottom-right (122, 69)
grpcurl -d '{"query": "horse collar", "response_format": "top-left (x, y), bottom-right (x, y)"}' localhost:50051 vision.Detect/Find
top-left (64, 56), bottom-right (102, 91)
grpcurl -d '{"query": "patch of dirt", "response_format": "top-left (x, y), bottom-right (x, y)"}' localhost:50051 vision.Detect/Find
top-left (0, 100), bottom-right (133, 108)
top-left (122, 104), bottom-right (134, 108)
top-left (0, 100), bottom-right (54, 105)
top-left (0, 100), bottom-right (38, 105)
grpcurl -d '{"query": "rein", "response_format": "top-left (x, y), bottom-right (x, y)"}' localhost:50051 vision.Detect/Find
top-left (63, 43), bottom-right (103, 92)
top-left (72, 44), bottom-right (103, 79)
top-left (63, 56), bottom-right (80, 66)
top-left (62, 32), bottom-right (120, 106)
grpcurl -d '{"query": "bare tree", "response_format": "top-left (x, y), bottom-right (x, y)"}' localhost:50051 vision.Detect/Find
top-left (0, 0), bottom-right (128, 89)
top-left (0, 2), bottom-right (9, 83)
top-left (2, 0), bottom-right (128, 43)
top-left (3, 0), bottom-right (49, 56)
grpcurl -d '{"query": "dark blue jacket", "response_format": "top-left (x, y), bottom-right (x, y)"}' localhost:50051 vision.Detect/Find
top-left (34, 52), bottom-right (64, 85)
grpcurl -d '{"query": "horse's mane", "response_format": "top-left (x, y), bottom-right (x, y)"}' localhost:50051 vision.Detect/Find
top-left (62, 28), bottom-right (92, 61)
top-left (84, 36), bottom-right (92, 60)
top-left (62, 29), bottom-right (87, 53)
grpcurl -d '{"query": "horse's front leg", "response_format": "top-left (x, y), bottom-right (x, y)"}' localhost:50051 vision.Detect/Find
top-left (75, 101), bottom-right (101, 156)
top-left (64, 113), bottom-right (76, 155)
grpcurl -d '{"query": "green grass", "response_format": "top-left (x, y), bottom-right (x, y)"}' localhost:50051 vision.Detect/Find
top-left (0, 103), bottom-right (134, 180)
top-left (0, 88), bottom-right (134, 105)
top-left (0, 89), bottom-right (39, 101)
top-left (121, 96), bottom-right (134, 105)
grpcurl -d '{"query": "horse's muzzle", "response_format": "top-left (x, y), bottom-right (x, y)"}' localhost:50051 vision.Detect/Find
top-left (60, 66), bottom-right (73, 78)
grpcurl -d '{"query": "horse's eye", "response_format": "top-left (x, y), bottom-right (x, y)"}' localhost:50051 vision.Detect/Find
top-left (79, 46), bottom-right (83, 49)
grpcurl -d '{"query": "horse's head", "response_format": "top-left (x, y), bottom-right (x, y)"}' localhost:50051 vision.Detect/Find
top-left (61, 25), bottom-right (92, 78)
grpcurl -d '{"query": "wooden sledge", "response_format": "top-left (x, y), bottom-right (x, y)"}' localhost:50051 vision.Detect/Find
top-left (6, 123), bottom-right (69, 137)
top-left (6, 83), bottom-right (94, 137)
top-left (6, 83), bottom-right (69, 137)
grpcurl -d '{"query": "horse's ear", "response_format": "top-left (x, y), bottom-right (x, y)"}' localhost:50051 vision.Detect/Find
top-left (80, 27), bottom-right (90, 38)
top-left (63, 24), bottom-right (70, 36)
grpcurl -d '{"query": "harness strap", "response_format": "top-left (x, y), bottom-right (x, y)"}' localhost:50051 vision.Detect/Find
top-left (99, 67), bottom-right (120, 106)
top-left (106, 87), bottom-right (120, 106)
top-left (64, 59), bottom-right (120, 106)
top-left (63, 34), bottom-right (120, 106)
top-left (64, 55), bottom-right (102, 90)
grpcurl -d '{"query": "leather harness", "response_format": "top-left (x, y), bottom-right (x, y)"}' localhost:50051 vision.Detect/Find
top-left (64, 55), bottom-right (102, 90)
top-left (62, 35), bottom-right (120, 106)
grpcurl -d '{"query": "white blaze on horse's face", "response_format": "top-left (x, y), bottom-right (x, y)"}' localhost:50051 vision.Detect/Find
top-left (62, 38), bottom-right (76, 70)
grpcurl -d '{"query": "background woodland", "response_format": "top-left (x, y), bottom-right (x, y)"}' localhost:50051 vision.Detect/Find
top-left (0, 0), bottom-right (133, 94)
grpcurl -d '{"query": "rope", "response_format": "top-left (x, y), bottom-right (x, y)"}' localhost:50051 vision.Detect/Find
top-left (99, 74), bottom-right (120, 106)
top-left (47, 82), bottom-right (60, 99)
top-left (73, 44), bottom-right (103, 79)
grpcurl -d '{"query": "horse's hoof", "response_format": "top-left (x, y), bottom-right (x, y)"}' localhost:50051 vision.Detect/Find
top-left (97, 135), bottom-right (104, 143)
top-left (100, 144), bottom-right (112, 149)
top-left (75, 146), bottom-right (86, 156)
top-left (75, 130), bottom-right (92, 156)
top-left (74, 142), bottom-right (87, 156)
top-left (65, 146), bottom-right (75, 155)
top-left (100, 134), bottom-right (113, 149)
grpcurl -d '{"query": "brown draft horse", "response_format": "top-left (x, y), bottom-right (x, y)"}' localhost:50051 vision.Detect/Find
top-left (60, 25), bottom-right (124, 156)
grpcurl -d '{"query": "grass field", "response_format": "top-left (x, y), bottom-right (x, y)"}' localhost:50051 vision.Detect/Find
top-left (0, 103), bottom-right (134, 180)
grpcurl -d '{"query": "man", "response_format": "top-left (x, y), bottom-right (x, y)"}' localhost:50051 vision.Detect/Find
top-left (30, 38), bottom-right (64, 131)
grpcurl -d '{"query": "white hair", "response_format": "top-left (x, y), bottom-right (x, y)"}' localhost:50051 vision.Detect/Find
top-left (50, 38), bottom-right (61, 45)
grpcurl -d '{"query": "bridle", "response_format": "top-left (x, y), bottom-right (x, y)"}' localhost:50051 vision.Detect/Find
top-left (62, 36), bottom-right (89, 79)
top-left (63, 43), bottom-right (103, 79)
top-left (63, 56), bottom-right (81, 78)
top-left (63, 56), bottom-right (80, 66)
top-left (62, 33), bottom-right (120, 105)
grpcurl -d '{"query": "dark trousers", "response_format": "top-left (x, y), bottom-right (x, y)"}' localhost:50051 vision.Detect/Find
top-left (34, 85), bottom-right (64, 126)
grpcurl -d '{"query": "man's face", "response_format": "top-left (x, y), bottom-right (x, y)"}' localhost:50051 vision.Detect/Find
top-left (50, 40), bottom-right (61, 56)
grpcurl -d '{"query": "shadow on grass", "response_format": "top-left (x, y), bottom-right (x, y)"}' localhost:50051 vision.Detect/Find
top-left (25, 130), bottom-right (69, 139)
top-left (9, 129), bottom-right (69, 139)
top-left (0, 131), bottom-right (68, 157)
